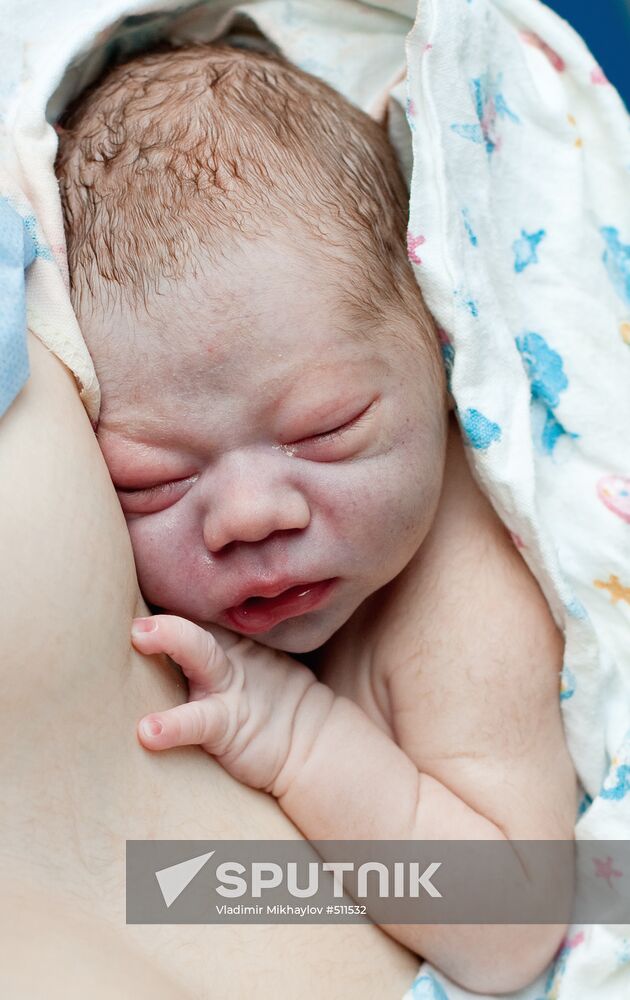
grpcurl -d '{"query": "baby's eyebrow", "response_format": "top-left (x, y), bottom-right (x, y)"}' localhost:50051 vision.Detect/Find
top-left (275, 355), bottom-right (388, 399)
top-left (290, 392), bottom-right (367, 425)
top-left (97, 422), bottom-right (163, 452)
top-left (278, 353), bottom-right (386, 388)
top-left (97, 426), bottom-right (191, 483)
top-left (267, 369), bottom-right (345, 409)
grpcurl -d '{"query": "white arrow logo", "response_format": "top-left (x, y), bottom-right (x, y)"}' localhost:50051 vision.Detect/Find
top-left (155, 851), bottom-right (215, 907)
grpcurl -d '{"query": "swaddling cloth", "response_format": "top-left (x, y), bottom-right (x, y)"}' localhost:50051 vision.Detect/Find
top-left (404, 1), bottom-right (630, 996)
top-left (2, 1), bottom-right (629, 997)
top-left (0, 197), bottom-right (34, 415)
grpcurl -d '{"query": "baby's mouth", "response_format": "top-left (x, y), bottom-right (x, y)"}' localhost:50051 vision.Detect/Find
top-left (223, 579), bottom-right (338, 635)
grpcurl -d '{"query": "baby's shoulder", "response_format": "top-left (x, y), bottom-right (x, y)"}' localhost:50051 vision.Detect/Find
top-left (369, 421), bottom-right (576, 834)
top-left (322, 418), bottom-right (576, 835)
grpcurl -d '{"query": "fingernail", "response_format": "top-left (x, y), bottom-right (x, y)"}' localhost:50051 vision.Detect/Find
top-left (141, 718), bottom-right (163, 738)
top-left (132, 617), bottom-right (158, 636)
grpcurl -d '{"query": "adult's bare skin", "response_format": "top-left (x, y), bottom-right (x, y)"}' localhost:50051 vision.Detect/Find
top-left (0, 334), bottom-right (418, 999)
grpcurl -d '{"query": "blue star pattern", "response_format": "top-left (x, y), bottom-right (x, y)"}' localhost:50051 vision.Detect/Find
top-left (451, 72), bottom-right (520, 154)
top-left (560, 665), bottom-right (576, 701)
top-left (539, 409), bottom-right (578, 454)
top-left (461, 407), bottom-right (502, 449)
top-left (617, 939), bottom-right (630, 968)
top-left (410, 972), bottom-right (451, 1000)
top-left (600, 763), bottom-right (630, 801)
top-left (600, 226), bottom-right (630, 305)
top-left (564, 595), bottom-right (588, 620)
top-left (515, 332), bottom-right (566, 407)
top-left (577, 792), bottom-right (593, 819)
top-left (462, 207), bottom-right (478, 246)
top-left (441, 341), bottom-right (455, 391)
top-left (543, 932), bottom-right (586, 998)
top-left (513, 228), bottom-right (546, 273)
top-left (515, 332), bottom-right (578, 455)
top-left (454, 287), bottom-right (479, 316)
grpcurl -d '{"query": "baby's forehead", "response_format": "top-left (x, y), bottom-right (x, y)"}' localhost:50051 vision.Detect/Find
top-left (94, 240), bottom-right (384, 344)
top-left (90, 291), bottom-right (370, 407)
top-left (83, 227), bottom-right (432, 428)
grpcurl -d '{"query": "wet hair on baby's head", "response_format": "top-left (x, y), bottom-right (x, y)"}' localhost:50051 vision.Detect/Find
top-left (56, 42), bottom-right (432, 342)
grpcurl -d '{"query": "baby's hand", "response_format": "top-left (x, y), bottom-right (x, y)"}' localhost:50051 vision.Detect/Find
top-left (131, 615), bottom-right (329, 795)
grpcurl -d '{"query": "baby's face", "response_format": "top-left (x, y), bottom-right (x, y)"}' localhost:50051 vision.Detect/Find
top-left (91, 233), bottom-right (448, 652)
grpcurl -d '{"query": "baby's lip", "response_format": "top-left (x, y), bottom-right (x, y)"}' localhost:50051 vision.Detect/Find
top-left (220, 578), bottom-right (338, 634)
top-left (226, 576), bottom-right (322, 609)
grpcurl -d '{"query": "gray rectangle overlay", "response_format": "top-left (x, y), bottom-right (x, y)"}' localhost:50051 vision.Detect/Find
top-left (126, 840), bottom-right (630, 925)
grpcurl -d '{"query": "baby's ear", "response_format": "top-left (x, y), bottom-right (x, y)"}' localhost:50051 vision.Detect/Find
top-left (447, 392), bottom-right (456, 412)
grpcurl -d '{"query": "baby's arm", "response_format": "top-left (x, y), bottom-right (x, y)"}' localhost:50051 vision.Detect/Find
top-left (132, 615), bottom-right (568, 995)
top-left (131, 616), bottom-right (420, 824)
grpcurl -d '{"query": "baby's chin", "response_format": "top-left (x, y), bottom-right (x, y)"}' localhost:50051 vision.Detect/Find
top-left (234, 602), bottom-right (354, 654)
top-left (240, 617), bottom-right (340, 654)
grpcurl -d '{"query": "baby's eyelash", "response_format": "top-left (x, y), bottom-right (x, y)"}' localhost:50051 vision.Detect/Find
top-left (118, 482), bottom-right (171, 497)
top-left (301, 400), bottom-right (377, 445)
top-left (309, 419), bottom-right (355, 444)
top-left (117, 475), bottom-right (197, 497)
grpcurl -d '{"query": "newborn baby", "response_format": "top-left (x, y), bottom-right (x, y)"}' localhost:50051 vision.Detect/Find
top-left (56, 42), bottom-right (577, 993)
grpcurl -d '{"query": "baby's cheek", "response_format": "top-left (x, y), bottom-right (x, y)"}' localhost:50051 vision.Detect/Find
top-left (125, 514), bottom-right (199, 610)
top-left (126, 520), bottom-right (168, 595)
top-left (354, 447), bottom-right (440, 563)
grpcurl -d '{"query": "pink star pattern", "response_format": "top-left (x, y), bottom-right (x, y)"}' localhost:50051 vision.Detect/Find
top-left (520, 31), bottom-right (565, 72)
top-left (593, 856), bottom-right (623, 889)
top-left (407, 232), bottom-right (426, 265)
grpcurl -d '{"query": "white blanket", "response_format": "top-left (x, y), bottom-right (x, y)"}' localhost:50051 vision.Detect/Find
top-left (2, 1), bottom-right (629, 996)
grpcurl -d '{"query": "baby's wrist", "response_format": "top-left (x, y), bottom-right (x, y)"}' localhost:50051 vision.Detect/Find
top-left (270, 680), bottom-right (336, 801)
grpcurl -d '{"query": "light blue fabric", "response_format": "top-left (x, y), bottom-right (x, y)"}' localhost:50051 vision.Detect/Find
top-left (0, 197), bottom-right (35, 418)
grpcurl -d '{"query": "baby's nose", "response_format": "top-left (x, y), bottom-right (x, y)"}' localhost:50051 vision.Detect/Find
top-left (201, 461), bottom-right (310, 553)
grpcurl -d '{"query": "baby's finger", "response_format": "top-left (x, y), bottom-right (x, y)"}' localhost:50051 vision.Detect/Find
top-left (192, 621), bottom-right (245, 654)
top-left (131, 615), bottom-right (232, 694)
top-left (138, 699), bottom-right (229, 752)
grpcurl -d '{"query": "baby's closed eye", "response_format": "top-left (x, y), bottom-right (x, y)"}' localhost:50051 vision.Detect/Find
top-left (116, 474), bottom-right (198, 514)
top-left (280, 397), bottom-right (380, 461)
